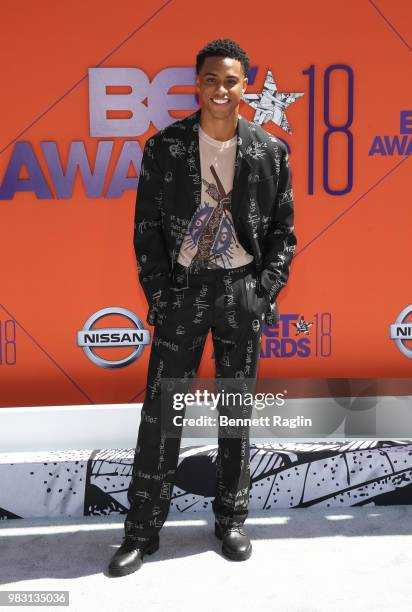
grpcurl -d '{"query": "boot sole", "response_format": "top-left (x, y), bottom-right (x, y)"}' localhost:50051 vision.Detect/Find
top-left (108, 539), bottom-right (159, 577)
top-left (214, 522), bottom-right (252, 561)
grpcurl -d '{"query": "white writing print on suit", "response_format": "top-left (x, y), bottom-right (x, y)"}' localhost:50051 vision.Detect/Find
top-left (124, 261), bottom-right (270, 544)
top-left (133, 108), bottom-right (297, 327)
top-left (125, 109), bottom-right (298, 545)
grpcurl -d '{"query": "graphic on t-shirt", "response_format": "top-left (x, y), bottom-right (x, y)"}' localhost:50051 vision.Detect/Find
top-left (181, 164), bottom-right (239, 269)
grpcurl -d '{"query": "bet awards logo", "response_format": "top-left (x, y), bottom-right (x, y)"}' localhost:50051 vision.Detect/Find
top-left (77, 307), bottom-right (150, 368)
top-left (389, 305), bottom-right (412, 359)
top-left (259, 312), bottom-right (331, 359)
top-left (369, 111), bottom-right (412, 156)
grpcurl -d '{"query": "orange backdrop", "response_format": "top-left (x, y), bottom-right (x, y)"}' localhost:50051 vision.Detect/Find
top-left (0, 0), bottom-right (411, 408)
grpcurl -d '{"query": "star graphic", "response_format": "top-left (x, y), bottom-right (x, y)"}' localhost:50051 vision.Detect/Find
top-left (292, 316), bottom-right (313, 336)
top-left (241, 69), bottom-right (304, 134)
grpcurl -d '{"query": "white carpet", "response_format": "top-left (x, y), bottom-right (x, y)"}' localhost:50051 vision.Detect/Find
top-left (1, 506), bottom-right (412, 612)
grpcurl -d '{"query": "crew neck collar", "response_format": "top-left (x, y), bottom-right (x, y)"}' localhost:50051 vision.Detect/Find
top-left (198, 124), bottom-right (237, 148)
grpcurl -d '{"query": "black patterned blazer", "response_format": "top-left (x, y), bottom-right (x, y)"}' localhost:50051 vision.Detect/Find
top-left (133, 108), bottom-right (297, 326)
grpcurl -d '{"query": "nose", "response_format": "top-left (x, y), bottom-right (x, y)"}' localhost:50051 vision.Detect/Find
top-left (215, 83), bottom-right (228, 96)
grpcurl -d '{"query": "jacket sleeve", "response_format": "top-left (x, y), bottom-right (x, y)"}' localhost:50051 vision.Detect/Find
top-left (133, 138), bottom-right (171, 325)
top-left (259, 147), bottom-right (297, 303)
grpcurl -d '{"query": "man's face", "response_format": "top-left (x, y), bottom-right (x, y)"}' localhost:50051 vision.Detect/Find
top-left (196, 56), bottom-right (248, 120)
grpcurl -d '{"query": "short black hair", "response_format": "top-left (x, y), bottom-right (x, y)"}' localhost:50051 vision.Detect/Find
top-left (196, 38), bottom-right (250, 77)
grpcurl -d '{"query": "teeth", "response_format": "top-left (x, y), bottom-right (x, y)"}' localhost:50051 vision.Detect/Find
top-left (212, 98), bottom-right (229, 104)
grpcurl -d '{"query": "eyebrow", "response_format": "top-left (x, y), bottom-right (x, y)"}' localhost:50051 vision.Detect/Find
top-left (202, 72), bottom-right (239, 78)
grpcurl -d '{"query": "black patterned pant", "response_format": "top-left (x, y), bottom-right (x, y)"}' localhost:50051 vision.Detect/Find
top-left (124, 260), bottom-right (269, 544)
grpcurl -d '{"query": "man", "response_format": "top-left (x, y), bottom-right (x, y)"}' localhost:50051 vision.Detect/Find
top-left (108, 38), bottom-right (297, 577)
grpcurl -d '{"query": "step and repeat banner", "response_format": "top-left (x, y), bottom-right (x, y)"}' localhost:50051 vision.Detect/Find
top-left (0, 0), bottom-right (411, 408)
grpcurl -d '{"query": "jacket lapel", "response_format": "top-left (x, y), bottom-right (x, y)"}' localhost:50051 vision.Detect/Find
top-left (230, 113), bottom-right (254, 225)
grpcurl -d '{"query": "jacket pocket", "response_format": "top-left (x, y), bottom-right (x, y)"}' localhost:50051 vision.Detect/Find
top-left (256, 174), bottom-right (278, 212)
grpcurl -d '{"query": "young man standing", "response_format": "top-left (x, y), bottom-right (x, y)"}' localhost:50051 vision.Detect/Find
top-left (108, 38), bottom-right (297, 576)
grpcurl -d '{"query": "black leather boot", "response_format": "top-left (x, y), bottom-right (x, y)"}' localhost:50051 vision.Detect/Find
top-left (214, 520), bottom-right (252, 561)
top-left (107, 535), bottom-right (159, 577)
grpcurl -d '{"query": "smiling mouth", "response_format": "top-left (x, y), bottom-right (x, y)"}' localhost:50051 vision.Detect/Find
top-left (211, 98), bottom-right (230, 105)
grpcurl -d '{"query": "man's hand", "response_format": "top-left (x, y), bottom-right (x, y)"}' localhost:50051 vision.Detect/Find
top-left (256, 279), bottom-right (280, 326)
top-left (264, 300), bottom-right (280, 326)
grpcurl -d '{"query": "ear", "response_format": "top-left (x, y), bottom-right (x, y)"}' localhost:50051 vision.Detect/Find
top-left (242, 77), bottom-right (248, 94)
